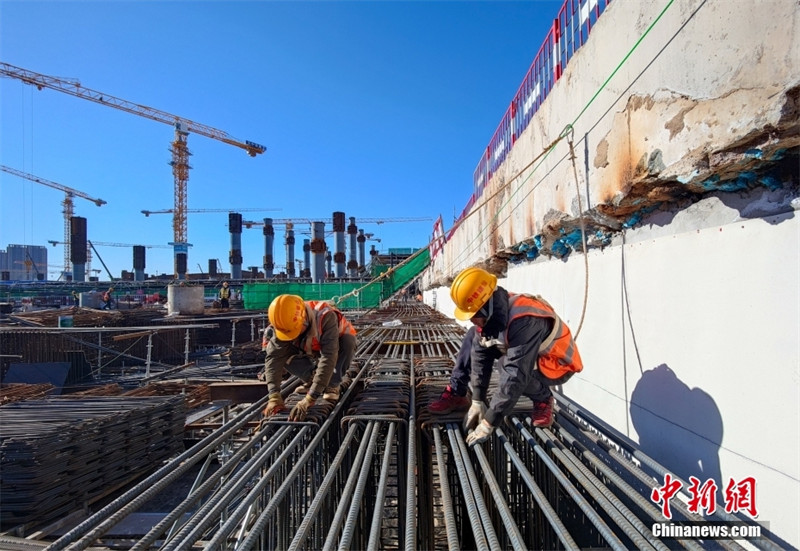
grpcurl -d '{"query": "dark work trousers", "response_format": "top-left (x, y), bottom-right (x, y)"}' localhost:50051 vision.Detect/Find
top-left (449, 326), bottom-right (477, 397)
top-left (285, 333), bottom-right (356, 389)
top-left (497, 356), bottom-right (575, 403)
top-left (449, 325), bottom-right (574, 403)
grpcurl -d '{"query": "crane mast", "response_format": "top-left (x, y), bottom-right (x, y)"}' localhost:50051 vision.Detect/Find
top-left (0, 62), bottom-right (266, 279)
top-left (1, 164), bottom-right (106, 280)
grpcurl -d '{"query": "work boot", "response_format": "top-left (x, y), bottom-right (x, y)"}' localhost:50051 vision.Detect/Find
top-left (323, 386), bottom-right (340, 401)
top-left (295, 382), bottom-right (310, 394)
top-left (532, 396), bottom-right (555, 428)
top-left (428, 386), bottom-right (470, 414)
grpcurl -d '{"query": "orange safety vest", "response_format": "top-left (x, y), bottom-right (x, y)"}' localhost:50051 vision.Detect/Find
top-left (507, 293), bottom-right (583, 380)
top-left (304, 301), bottom-right (357, 353)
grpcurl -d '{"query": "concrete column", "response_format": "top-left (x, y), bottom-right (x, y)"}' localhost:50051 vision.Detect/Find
top-left (229, 213), bottom-right (243, 280)
top-left (310, 221), bottom-right (326, 283)
top-left (133, 245), bottom-right (145, 282)
top-left (333, 211), bottom-right (346, 278)
top-left (303, 239), bottom-right (311, 279)
top-left (70, 216), bottom-right (87, 282)
top-left (285, 223), bottom-right (296, 278)
top-left (357, 229), bottom-right (366, 273)
top-left (347, 217), bottom-right (358, 278)
top-left (263, 218), bottom-right (274, 278)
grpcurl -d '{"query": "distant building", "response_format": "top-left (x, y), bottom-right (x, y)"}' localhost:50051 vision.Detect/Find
top-left (0, 244), bottom-right (48, 281)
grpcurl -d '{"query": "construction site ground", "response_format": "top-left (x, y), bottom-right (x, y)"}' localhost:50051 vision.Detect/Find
top-left (0, 302), bottom-right (780, 550)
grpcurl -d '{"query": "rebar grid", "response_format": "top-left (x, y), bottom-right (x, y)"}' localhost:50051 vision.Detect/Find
top-left (2, 303), bottom-right (777, 550)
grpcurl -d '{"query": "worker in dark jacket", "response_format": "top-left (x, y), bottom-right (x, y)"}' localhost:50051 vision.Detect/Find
top-left (437, 266), bottom-right (583, 445)
top-left (261, 294), bottom-right (357, 421)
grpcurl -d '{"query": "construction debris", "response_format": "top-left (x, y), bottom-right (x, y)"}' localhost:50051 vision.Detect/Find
top-left (0, 383), bottom-right (55, 405)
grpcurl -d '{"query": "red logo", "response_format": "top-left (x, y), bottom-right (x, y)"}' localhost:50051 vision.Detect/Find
top-left (651, 473), bottom-right (683, 519)
top-left (652, 474), bottom-right (759, 519)
top-left (724, 477), bottom-right (758, 518)
top-left (687, 476), bottom-right (718, 515)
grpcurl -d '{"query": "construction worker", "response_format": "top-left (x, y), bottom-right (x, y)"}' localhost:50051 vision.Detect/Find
top-left (219, 281), bottom-right (231, 309)
top-left (101, 287), bottom-right (114, 310)
top-left (429, 266), bottom-right (583, 445)
top-left (261, 294), bottom-right (357, 422)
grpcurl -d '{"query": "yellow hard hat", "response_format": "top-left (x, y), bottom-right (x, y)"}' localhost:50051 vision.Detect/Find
top-left (450, 266), bottom-right (497, 321)
top-left (268, 294), bottom-right (307, 341)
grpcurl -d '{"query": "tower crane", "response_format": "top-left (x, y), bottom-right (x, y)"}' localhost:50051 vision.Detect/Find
top-left (1, 164), bottom-right (106, 280)
top-left (0, 62), bottom-right (266, 279)
top-left (141, 207), bottom-right (280, 217)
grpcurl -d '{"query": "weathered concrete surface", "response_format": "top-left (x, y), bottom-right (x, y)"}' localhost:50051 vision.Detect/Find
top-left (425, 0), bottom-right (798, 284)
top-left (422, 0), bottom-right (799, 546)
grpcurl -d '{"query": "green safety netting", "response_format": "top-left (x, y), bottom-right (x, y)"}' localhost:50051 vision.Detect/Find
top-left (243, 247), bottom-right (430, 311)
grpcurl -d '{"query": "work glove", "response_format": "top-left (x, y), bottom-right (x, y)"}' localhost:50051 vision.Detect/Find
top-left (463, 400), bottom-right (487, 431)
top-left (263, 393), bottom-right (286, 417)
top-left (289, 395), bottom-right (316, 422)
top-left (466, 420), bottom-right (494, 446)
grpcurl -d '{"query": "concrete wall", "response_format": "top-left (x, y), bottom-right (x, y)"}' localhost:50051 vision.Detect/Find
top-left (425, 199), bottom-right (799, 545)
top-left (422, 0), bottom-right (799, 546)
top-left (425, 0), bottom-right (798, 283)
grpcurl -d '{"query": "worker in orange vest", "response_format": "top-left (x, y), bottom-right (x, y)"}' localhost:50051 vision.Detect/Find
top-left (261, 294), bottom-right (357, 421)
top-left (429, 266), bottom-right (583, 445)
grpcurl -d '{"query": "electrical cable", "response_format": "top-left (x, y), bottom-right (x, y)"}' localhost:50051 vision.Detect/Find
top-left (444, 0), bottom-right (678, 276)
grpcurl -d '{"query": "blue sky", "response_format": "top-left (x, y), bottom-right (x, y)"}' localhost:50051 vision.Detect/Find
top-left (1, 0), bottom-right (561, 280)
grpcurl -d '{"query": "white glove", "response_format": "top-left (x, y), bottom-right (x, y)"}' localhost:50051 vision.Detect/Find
top-left (466, 420), bottom-right (494, 446)
top-left (463, 400), bottom-right (487, 431)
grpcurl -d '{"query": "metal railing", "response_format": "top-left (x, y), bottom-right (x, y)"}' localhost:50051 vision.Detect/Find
top-left (471, 0), bottom-right (612, 203)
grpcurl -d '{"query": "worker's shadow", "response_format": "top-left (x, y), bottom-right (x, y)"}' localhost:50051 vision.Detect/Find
top-left (630, 364), bottom-right (723, 500)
